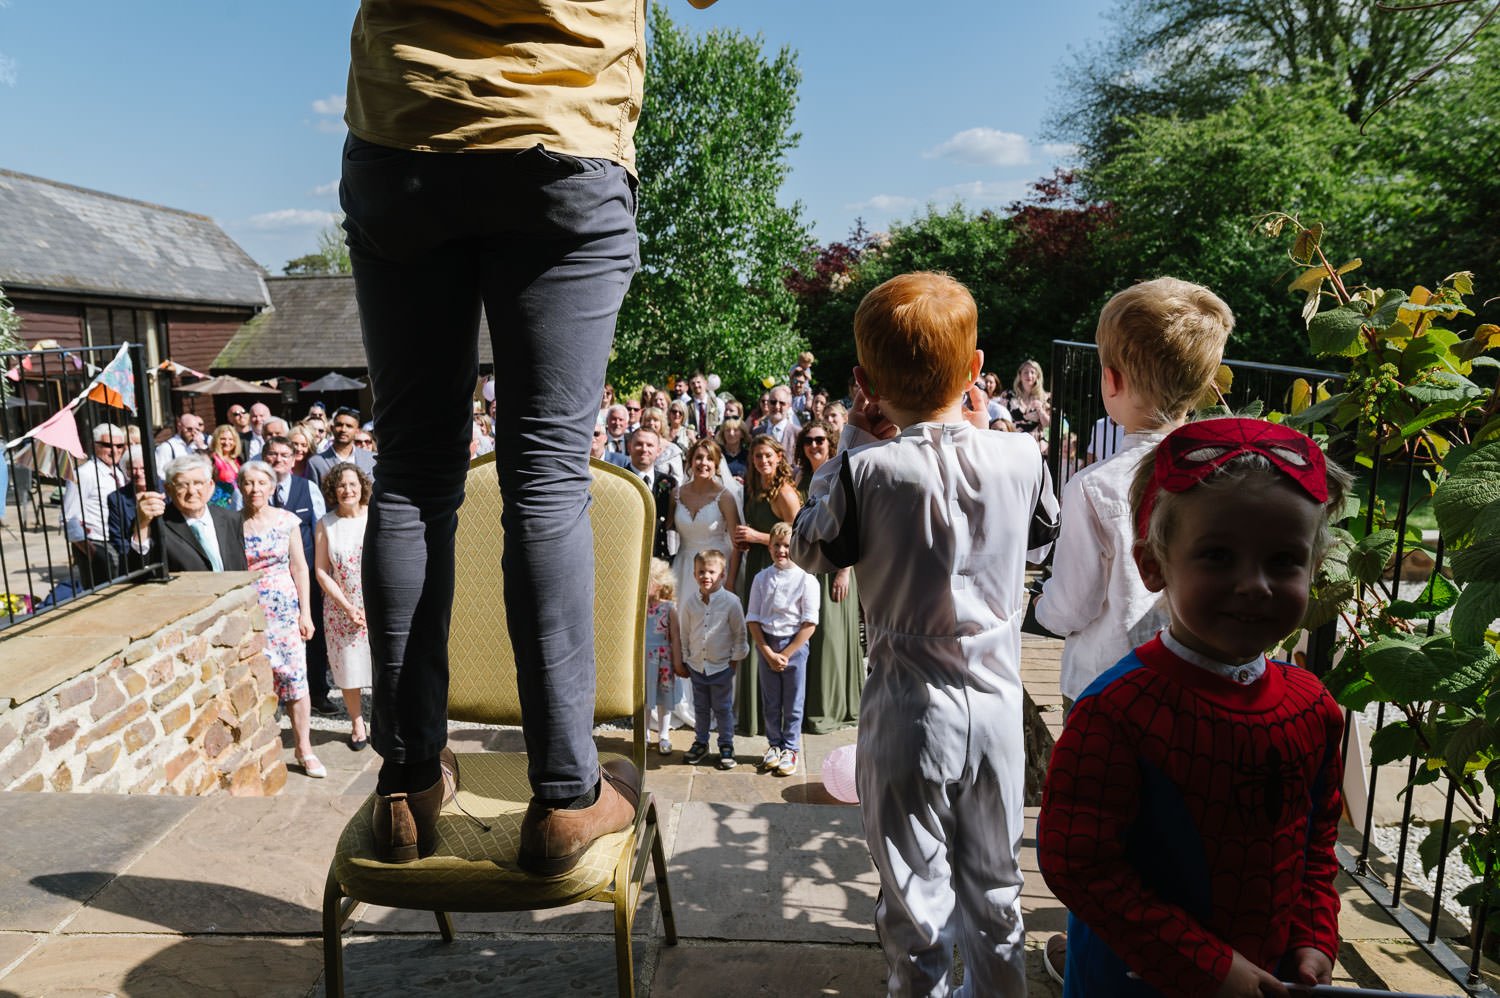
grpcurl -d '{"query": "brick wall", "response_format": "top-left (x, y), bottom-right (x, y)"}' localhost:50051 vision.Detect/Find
top-left (0, 585), bottom-right (287, 796)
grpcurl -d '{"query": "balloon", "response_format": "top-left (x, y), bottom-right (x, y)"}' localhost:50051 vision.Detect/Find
top-left (481, 378), bottom-right (496, 402)
top-left (821, 744), bottom-right (859, 803)
top-left (707, 373), bottom-right (721, 392)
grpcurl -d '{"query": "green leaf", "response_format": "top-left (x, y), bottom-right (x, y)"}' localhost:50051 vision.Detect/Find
top-left (1369, 290), bottom-right (1408, 330)
top-left (1292, 222), bottom-right (1324, 263)
top-left (1434, 443), bottom-right (1500, 541)
top-left (1289, 266), bottom-right (1326, 294)
top-left (1452, 581), bottom-right (1500, 647)
top-left (1282, 391), bottom-right (1349, 429)
top-left (1419, 819), bottom-right (1471, 875)
top-left (1349, 529), bottom-right (1398, 585)
top-left (1449, 271), bottom-right (1476, 296)
top-left (1361, 636), bottom-right (1437, 702)
top-left (1385, 573), bottom-right (1462, 620)
top-left (1426, 635), bottom-right (1500, 707)
top-left (1441, 718), bottom-right (1491, 769)
top-left (1455, 883), bottom-right (1488, 909)
top-left (1307, 305), bottom-right (1369, 357)
top-left (1369, 720), bottom-right (1418, 766)
top-left (1452, 536), bottom-right (1500, 586)
top-left (1406, 371), bottom-right (1483, 404)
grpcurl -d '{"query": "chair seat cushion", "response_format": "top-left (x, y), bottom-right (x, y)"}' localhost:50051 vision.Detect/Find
top-left (332, 752), bottom-right (635, 912)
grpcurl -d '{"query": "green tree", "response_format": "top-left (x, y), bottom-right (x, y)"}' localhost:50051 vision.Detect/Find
top-left (1083, 80), bottom-right (1428, 365)
top-left (282, 221), bottom-right (351, 276)
top-left (613, 4), bottom-right (810, 399)
top-left (1053, 0), bottom-right (1481, 157)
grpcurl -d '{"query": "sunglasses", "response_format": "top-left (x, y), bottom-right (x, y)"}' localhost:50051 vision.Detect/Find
top-left (228, 409), bottom-right (246, 417)
top-left (803, 436), bottom-right (829, 445)
top-left (334, 406), bottom-right (361, 418)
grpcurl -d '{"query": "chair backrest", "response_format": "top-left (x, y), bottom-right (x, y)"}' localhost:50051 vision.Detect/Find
top-left (447, 456), bottom-right (654, 726)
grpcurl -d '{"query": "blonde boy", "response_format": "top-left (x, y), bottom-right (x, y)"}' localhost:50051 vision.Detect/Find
top-left (792, 272), bottom-right (1059, 997)
top-left (678, 548), bottom-right (749, 771)
top-left (1036, 277), bottom-right (1234, 705)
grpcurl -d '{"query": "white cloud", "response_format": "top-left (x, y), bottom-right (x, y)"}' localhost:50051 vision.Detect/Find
top-left (1041, 142), bottom-right (1081, 159)
top-left (932, 179), bottom-right (1031, 208)
top-left (847, 194), bottom-right (919, 214)
top-left (924, 128), bottom-right (1031, 167)
top-left (311, 94), bottom-right (346, 116)
top-left (247, 208), bottom-right (339, 230)
top-left (0, 54), bottom-right (16, 87)
top-left (311, 180), bottom-right (339, 197)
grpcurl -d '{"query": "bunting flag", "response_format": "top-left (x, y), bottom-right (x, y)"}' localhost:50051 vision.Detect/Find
top-left (9, 406), bottom-right (86, 460)
top-left (155, 358), bottom-right (209, 380)
top-left (83, 344), bottom-right (137, 412)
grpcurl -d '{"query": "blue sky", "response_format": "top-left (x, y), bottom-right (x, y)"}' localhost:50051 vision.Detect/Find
top-left (0, 0), bottom-right (1115, 272)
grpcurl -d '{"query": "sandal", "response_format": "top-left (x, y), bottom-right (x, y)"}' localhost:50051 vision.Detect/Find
top-left (297, 753), bottom-right (328, 779)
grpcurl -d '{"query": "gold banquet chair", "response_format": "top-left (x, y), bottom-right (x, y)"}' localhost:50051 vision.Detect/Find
top-left (321, 456), bottom-right (676, 997)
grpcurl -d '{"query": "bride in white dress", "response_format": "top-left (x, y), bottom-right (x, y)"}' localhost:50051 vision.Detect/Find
top-left (669, 437), bottom-right (742, 727)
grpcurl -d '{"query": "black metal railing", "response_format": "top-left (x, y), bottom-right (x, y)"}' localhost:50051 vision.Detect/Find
top-left (2, 343), bottom-right (166, 630)
top-left (1045, 339), bottom-right (1498, 995)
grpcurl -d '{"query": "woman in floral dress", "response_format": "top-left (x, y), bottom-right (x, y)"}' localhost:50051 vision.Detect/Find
top-left (315, 462), bottom-right (374, 750)
top-left (239, 460), bottom-right (320, 777)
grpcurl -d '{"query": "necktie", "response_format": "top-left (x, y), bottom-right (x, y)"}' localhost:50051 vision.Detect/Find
top-left (271, 483), bottom-right (285, 509)
top-left (696, 401), bottom-right (707, 436)
top-left (188, 518), bottom-right (224, 572)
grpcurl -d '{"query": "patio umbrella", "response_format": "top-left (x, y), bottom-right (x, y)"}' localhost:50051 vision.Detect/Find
top-left (301, 371), bottom-right (367, 393)
top-left (176, 375), bottom-right (279, 396)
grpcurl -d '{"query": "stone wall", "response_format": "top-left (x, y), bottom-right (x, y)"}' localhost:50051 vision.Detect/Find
top-left (0, 575), bottom-right (286, 796)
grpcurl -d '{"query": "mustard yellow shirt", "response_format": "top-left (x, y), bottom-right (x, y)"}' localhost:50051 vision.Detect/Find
top-left (346, 0), bottom-right (651, 172)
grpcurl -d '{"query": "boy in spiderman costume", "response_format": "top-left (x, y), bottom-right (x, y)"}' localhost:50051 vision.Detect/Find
top-left (1038, 418), bottom-right (1351, 997)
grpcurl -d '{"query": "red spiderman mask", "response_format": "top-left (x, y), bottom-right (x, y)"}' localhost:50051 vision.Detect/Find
top-left (1137, 418), bottom-right (1329, 539)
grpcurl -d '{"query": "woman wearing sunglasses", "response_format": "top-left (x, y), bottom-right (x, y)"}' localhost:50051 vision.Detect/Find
top-left (793, 419), bottom-right (864, 734)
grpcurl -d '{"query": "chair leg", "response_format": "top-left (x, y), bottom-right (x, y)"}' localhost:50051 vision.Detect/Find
top-left (649, 801), bottom-right (678, 945)
top-left (322, 868), bottom-right (347, 998)
top-left (615, 888), bottom-right (634, 998)
top-left (434, 910), bottom-right (455, 942)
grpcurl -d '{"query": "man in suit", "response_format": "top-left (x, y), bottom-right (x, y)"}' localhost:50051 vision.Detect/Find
top-left (685, 371), bottom-right (723, 438)
top-left (307, 406), bottom-right (377, 487)
top-left (129, 454), bottom-right (248, 572)
top-left (626, 427), bottom-right (675, 560)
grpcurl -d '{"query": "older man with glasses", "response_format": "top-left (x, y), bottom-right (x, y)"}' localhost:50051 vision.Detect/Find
top-left (755, 385), bottom-right (801, 455)
top-left (62, 423), bottom-right (132, 587)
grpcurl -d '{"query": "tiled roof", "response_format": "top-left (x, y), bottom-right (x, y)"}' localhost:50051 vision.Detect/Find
top-left (213, 275), bottom-right (493, 371)
top-left (0, 169), bottom-right (270, 309)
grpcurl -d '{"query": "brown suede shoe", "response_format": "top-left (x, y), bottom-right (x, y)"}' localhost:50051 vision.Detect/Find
top-left (517, 759), bottom-right (641, 878)
top-left (371, 747), bottom-right (460, 864)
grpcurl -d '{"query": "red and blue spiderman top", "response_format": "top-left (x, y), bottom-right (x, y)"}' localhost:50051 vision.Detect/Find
top-left (1038, 635), bottom-right (1344, 997)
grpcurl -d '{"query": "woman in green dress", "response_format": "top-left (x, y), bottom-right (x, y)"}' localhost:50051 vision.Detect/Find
top-left (731, 435), bottom-right (800, 736)
top-left (793, 419), bottom-right (864, 733)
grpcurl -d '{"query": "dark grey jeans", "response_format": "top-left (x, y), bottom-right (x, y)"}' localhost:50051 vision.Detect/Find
top-left (341, 134), bottom-right (638, 801)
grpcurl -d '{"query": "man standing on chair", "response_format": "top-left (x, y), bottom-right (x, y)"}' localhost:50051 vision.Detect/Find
top-left (341, 0), bottom-right (719, 872)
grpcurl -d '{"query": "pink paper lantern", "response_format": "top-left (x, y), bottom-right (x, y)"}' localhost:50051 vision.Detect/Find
top-left (821, 744), bottom-right (859, 803)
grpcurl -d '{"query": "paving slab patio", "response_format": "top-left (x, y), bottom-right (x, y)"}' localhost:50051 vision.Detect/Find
top-left (0, 632), bottom-right (1486, 996)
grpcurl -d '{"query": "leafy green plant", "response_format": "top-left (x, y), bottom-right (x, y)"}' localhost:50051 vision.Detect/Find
top-left (1263, 214), bottom-right (1500, 933)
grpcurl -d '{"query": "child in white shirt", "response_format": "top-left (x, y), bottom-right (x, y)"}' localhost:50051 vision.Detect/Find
top-left (793, 272), bottom-right (1059, 997)
top-left (746, 521), bottom-right (820, 777)
top-left (1036, 277), bottom-right (1234, 706)
top-left (677, 548), bottom-right (749, 771)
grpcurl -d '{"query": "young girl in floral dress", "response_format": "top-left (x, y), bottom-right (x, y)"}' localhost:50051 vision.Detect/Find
top-left (644, 558), bottom-right (684, 757)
